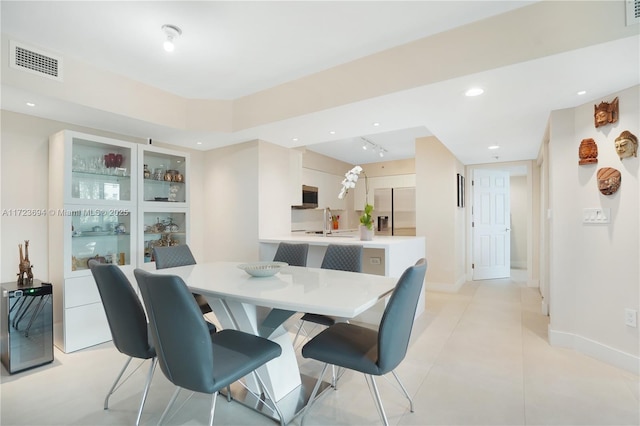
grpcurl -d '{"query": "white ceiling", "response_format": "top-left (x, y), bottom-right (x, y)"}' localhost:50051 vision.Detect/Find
top-left (1, 1), bottom-right (639, 165)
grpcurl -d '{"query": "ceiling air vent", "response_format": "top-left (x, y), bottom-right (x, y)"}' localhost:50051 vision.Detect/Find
top-left (627, 0), bottom-right (640, 26)
top-left (9, 40), bottom-right (63, 82)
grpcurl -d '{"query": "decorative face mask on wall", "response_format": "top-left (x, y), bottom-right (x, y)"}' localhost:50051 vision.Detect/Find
top-left (614, 130), bottom-right (638, 160)
top-left (593, 97), bottom-right (619, 128)
top-left (597, 167), bottom-right (621, 196)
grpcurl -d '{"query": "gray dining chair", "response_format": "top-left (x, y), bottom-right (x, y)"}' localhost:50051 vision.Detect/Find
top-left (273, 242), bottom-right (309, 267)
top-left (301, 258), bottom-right (427, 426)
top-left (153, 245), bottom-right (213, 317)
top-left (133, 269), bottom-right (284, 426)
top-left (293, 244), bottom-right (363, 346)
top-left (89, 261), bottom-right (157, 426)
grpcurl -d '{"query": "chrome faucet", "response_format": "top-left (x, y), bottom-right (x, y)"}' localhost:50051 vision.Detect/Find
top-left (323, 207), bottom-right (333, 236)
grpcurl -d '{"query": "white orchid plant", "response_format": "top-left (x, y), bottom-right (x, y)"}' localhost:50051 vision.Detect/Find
top-left (338, 165), bottom-right (374, 230)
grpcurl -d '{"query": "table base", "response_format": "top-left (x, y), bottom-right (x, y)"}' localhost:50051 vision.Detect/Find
top-left (222, 373), bottom-right (332, 424)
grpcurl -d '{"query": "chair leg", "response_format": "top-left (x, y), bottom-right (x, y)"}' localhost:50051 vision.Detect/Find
top-left (391, 370), bottom-right (414, 412)
top-left (158, 387), bottom-right (181, 425)
top-left (300, 363), bottom-right (329, 426)
top-left (208, 392), bottom-right (218, 426)
top-left (135, 357), bottom-right (157, 426)
top-left (292, 320), bottom-right (306, 347)
top-left (104, 356), bottom-right (133, 410)
top-left (331, 365), bottom-right (337, 389)
top-left (252, 370), bottom-right (286, 426)
top-left (366, 375), bottom-right (389, 426)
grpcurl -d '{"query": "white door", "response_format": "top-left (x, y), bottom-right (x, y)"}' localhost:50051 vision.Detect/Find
top-left (472, 169), bottom-right (511, 280)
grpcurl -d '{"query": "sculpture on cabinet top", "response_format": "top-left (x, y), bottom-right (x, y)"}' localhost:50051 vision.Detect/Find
top-left (597, 167), bottom-right (621, 196)
top-left (17, 240), bottom-right (34, 285)
top-left (614, 130), bottom-right (638, 160)
top-left (594, 97), bottom-right (618, 128)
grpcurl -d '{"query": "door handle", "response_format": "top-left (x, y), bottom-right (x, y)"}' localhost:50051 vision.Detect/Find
top-left (505, 228), bottom-right (511, 232)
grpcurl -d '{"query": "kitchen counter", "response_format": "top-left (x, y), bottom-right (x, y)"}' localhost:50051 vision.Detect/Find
top-left (259, 233), bottom-right (426, 322)
top-left (260, 232), bottom-right (423, 250)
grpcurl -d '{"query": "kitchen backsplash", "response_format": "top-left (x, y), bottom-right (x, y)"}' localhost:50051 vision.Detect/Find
top-left (292, 208), bottom-right (341, 232)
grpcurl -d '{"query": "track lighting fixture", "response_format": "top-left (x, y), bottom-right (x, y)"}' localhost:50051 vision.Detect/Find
top-left (360, 137), bottom-right (387, 158)
top-left (162, 24), bottom-right (182, 52)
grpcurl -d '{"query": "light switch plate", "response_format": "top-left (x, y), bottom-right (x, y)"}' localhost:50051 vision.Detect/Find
top-left (583, 208), bottom-right (610, 224)
top-left (625, 309), bottom-right (637, 328)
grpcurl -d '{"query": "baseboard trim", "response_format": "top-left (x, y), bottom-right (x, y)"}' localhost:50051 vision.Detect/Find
top-left (548, 326), bottom-right (639, 374)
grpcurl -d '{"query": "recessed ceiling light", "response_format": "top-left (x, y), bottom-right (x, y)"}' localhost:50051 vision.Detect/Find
top-left (488, 145), bottom-right (500, 150)
top-left (162, 24), bottom-right (182, 52)
top-left (372, 122), bottom-right (380, 127)
top-left (577, 90), bottom-right (587, 95)
top-left (196, 142), bottom-right (202, 145)
top-left (465, 87), bottom-right (484, 97)
top-left (26, 102), bottom-right (35, 107)
top-left (292, 138), bottom-right (299, 142)
top-left (329, 130), bottom-right (335, 135)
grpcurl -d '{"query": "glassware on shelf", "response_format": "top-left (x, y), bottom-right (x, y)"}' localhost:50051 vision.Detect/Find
top-left (168, 184), bottom-right (179, 202)
top-left (154, 168), bottom-right (165, 181)
top-left (143, 164), bottom-right (151, 179)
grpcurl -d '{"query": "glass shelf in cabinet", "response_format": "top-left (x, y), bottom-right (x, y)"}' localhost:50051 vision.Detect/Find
top-left (72, 169), bottom-right (130, 179)
top-left (143, 178), bottom-right (185, 185)
top-left (72, 232), bottom-right (130, 238)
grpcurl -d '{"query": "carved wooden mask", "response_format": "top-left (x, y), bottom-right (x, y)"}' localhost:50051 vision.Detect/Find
top-left (614, 130), bottom-right (638, 160)
top-left (597, 167), bottom-right (621, 195)
top-left (594, 97), bottom-right (619, 128)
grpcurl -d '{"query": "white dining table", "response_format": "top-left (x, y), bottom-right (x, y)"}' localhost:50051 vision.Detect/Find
top-left (150, 261), bottom-right (397, 424)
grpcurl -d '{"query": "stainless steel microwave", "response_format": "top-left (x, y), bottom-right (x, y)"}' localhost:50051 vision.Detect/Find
top-left (292, 185), bottom-right (318, 209)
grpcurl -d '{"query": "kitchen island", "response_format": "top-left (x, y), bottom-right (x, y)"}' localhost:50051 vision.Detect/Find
top-left (259, 233), bottom-right (426, 320)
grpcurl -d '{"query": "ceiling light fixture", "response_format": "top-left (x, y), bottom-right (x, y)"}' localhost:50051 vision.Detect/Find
top-left (329, 130), bottom-right (336, 135)
top-left (465, 87), bottom-right (484, 97)
top-left (162, 24), bottom-right (182, 52)
top-left (372, 122), bottom-right (380, 127)
top-left (361, 137), bottom-right (387, 158)
top-left (26, 102), bottom-right (35, 107)
top-left (577, 90), bottom-right (587, 95)
top-left (488, 145), bottom-right (500, 150)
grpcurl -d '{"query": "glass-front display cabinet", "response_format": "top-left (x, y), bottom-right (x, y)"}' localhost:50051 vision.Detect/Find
top-left (49, 130), bottom-right (137, 353)
top-left (138, 144), bottom-right (188, 207)
top-left (64, 134), bottom-right (135, 204)
top-left (138, 209), bottom-right (188, 269)
top-left (69, 208), bottom-right (133, 272)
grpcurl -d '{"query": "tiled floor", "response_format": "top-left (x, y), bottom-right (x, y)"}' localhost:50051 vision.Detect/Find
top-left (2, 272), bottom-right (638, 425)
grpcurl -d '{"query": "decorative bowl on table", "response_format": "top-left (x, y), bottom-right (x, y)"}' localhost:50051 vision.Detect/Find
top-left (237, 262), bottom-right (288, 277)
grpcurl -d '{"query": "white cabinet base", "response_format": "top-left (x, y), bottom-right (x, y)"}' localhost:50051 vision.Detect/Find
top-left (54, 302), bottom-right (111, 353)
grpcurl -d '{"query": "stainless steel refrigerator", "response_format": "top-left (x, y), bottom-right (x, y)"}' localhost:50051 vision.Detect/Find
top-left (373, 187), bottom-right (416, 236)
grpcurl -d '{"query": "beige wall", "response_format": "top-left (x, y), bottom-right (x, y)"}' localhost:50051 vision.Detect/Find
top-left (202, 141), bottom-right (260, 262)
top-left (361, 158), bottom-right (415, 177)
top-left (548, 84), bottom-right (639, 372)
top-left (302, 149), bottom-right (353, 175)
top-left (415, 136), bottom-right (465, 290)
